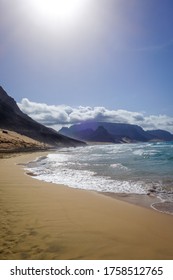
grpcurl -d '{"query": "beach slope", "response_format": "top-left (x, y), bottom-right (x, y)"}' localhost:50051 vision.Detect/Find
top-left (0, 153), bottom-right (173, 260)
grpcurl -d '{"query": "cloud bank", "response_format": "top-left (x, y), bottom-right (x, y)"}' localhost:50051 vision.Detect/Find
top-left (18, 98), bottom-right (173, 133)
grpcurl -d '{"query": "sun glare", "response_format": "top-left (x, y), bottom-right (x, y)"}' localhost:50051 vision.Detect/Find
top-left (29, 0), bottom-right (88, 25)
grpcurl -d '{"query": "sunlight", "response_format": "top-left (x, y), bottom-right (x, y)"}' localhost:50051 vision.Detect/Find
top-left (29, 0), bottom-right (89, 25)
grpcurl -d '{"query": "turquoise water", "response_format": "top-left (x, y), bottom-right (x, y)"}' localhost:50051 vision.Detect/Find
top-left (26, 142), bottom-right (173, 202)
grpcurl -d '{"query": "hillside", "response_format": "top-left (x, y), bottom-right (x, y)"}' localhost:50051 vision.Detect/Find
top-left (0, 129), bottom-right (47, 153)
top-left (0, 86), bottom-right (84, 149)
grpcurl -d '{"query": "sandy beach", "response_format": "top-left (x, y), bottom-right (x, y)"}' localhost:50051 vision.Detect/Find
top-left (0, 152), bottom-right (173, 260)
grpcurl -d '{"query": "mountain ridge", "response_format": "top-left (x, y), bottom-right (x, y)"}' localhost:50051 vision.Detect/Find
top-left (59, 121), bottom-right (173, 143)
top-left (0, 86), bottom-right (84, 148)
top-left (1, 85), bottom-right (172, 147)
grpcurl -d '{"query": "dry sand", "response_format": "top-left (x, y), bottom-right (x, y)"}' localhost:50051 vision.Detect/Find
top-left (0, 129), bottom-right (47, 153)
top-left (0, 152), bottom-right (173, 260)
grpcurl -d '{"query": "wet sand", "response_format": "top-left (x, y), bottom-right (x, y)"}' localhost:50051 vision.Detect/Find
top-left (103, 192), bottom-right (173, 215)
top-left (0, 152), bottom-right (173, 260)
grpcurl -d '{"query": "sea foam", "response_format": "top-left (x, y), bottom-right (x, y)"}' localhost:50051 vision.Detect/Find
top-left (25, 142), bottom-right (173, 201)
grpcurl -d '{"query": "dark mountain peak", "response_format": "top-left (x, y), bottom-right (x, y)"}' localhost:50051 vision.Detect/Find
top-left (0, 86), bottom-right (84, 147)
top-left (0, 87), bottom-right (19, 111)
top-left (0, 86), bottom-right (7, 98)
top-left (0, 86), bottom-right (8, 96)
top-left (0, 86), bottom-right (17, 106)
top-left (0, 86), bottom-right (31, 121)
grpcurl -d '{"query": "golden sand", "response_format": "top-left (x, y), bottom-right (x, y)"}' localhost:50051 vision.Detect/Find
top-left (0, 129), bottom-right (47, 152)
top-left (0, 152), bottom-right (173, 260)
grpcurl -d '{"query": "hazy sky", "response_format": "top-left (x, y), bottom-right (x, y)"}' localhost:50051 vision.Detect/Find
top-left (0, 0), bottom-right (173, 131)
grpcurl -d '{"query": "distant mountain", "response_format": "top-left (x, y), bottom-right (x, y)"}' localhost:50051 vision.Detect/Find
top-left (0, 86), bottom-right (84, 148)
top-left (88, 126), bottom-right (116, 143)
top-left (59, 121), bottom-right (173, 143)
top-left (147, 129), bottom-right (173, 141)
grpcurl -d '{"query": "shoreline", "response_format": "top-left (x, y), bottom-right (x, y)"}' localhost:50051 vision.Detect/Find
top-left (101, 192), bottom-right (160, 210)
top-left (24, 151), bottom-right (173, 216)
top-left (101, 192), bottom-right (173, 216)
top-left (1, 151), bottom-right (173, 260)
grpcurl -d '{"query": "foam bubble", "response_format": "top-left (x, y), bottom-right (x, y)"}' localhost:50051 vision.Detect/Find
top-left (110, 163), bottom-right (128, 170)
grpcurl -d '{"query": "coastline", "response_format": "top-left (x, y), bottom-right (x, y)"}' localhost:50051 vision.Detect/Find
top-left (101, 192), bottom-right (160, 210)
top-left (102, 192), bottom-right (173, 215)
top-left (1, 152), bottom-right (173, 260)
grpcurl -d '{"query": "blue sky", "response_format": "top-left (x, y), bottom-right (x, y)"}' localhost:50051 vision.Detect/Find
top-left (0, 0), bottom-right (173, 132)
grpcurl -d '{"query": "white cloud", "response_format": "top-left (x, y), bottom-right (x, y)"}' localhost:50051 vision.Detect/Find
top-left (18, 98), bottom-right (173, 133)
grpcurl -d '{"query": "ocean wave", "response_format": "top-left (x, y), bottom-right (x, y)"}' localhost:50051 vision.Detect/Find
top-left (26, 164), bottom-right (148, 194)
top-left (25, 142), bottom-right (173, 202)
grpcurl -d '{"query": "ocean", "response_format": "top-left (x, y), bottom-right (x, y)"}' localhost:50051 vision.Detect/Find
top-left (26, 142), bottom-right (173, 206)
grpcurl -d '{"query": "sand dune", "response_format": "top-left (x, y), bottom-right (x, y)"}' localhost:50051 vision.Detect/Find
top-left (0, 152), bottom-right (173, 260)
